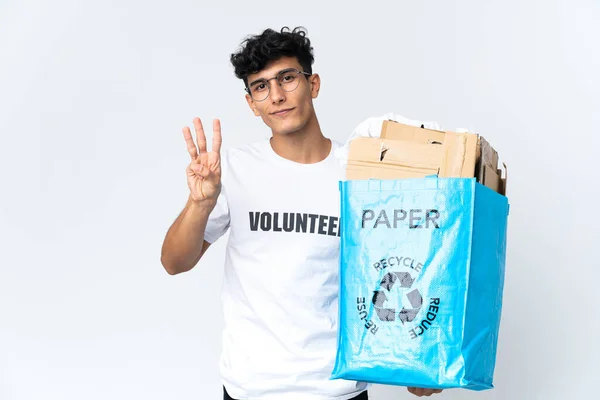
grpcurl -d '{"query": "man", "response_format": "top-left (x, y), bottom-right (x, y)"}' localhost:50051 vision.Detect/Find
top-left (161, 26), bottom-right (443, 399)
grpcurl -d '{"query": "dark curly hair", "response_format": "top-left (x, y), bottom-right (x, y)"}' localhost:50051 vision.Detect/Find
top-left (230, 26), bottom-right (314, 87)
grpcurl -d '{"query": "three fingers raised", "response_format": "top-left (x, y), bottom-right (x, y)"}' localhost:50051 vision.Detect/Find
top-left (182, 117), bottom-right (222, 160)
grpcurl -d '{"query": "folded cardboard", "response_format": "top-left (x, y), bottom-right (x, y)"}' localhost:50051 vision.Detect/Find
top-left (476, 136), bottom-right (507, 195)
top-left (381, 120), bottom-right (446, 144)
top-left (347, 120), bottom-right (507, 196)
top-left (347, 123), bottom-right (478, 179)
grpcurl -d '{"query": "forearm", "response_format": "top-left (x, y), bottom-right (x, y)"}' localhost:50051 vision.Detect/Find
top-left (161, 195), bottom-right (216, 275)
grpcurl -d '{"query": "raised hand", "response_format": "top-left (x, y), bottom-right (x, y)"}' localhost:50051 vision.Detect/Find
top-left (182, 117), bottom-right (223, 202)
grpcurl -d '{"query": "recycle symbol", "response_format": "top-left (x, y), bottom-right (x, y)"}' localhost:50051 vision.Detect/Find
top-left (372, 271), bottom-right (423, 324)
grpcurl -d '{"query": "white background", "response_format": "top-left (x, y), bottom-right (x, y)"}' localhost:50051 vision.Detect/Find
top-left (1, 0), bottom-right (598, 399)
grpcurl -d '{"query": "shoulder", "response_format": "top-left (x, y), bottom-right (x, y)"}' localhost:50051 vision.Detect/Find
top-left (220, 139), bottom-right (269, 177)
top-left (226, 139), bottom-right (268, 156)
top-left (222, 139), bottom-right (268, 165)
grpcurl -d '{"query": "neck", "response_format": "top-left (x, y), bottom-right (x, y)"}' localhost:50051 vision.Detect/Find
top-left (269, 113), bottom-right (331, 164)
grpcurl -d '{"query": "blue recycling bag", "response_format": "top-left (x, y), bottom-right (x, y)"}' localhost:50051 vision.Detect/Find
top-left (331, 178), bottom-right (509, 390)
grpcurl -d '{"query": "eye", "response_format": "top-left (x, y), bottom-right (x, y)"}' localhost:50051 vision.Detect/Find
top-left (280, 73), bottom-right (297, 83)
top-left (253, 83), bottom-right (267, 92)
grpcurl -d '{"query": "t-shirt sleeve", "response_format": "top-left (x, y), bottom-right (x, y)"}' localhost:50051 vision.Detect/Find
top-left (203, 187), bottom-right (230, 244)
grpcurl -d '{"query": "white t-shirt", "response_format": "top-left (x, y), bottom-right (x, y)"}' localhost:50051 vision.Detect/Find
top-left (204, 137), bottom-right (369, 399)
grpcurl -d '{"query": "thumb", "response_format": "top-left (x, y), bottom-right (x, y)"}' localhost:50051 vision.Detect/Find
top-left (193, 165), bottom-right (221, 187)
top-left (189, 163), bottom-right (211, 179)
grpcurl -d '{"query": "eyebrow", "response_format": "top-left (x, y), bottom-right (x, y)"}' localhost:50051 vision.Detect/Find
top-left (248, 68), bottom-right (297, 87)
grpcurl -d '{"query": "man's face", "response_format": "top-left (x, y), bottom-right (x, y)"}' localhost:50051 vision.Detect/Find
top-left (245, 56), bottom-right (320, 136)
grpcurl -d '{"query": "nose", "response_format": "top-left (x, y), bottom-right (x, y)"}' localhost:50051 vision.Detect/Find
top-left (269, 81), bottom-right (286, 104)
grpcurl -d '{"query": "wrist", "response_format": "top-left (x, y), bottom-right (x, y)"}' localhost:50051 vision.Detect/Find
top-left (187, 195), bottom-right (217, 211)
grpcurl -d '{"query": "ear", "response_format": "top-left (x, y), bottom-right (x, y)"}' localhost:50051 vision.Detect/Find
top-left (309, 73), bottom-right (321, 99)
top-left (245, 93), bottom-right (260, 116)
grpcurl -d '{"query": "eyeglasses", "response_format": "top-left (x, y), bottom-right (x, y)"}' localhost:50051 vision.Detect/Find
top-left (246, 68), bottom-right (311, 102)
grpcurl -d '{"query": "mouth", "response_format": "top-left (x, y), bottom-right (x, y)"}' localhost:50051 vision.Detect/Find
top-left (271, 107), bottom-right (295, 117)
